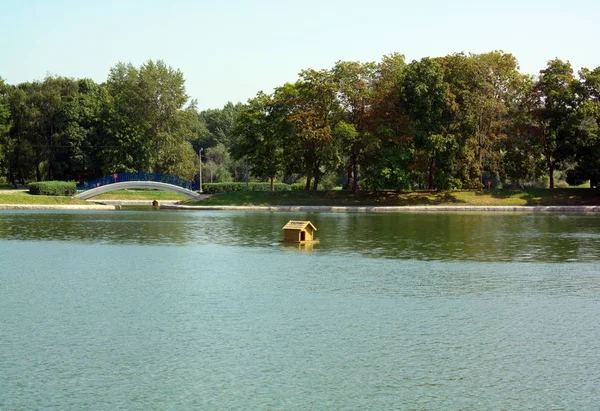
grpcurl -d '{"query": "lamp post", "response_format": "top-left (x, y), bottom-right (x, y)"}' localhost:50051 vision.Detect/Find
top-left (199, 147), bottom-right (203, 193)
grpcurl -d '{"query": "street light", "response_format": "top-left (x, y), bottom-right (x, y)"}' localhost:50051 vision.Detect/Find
top-left (199, 147), bottom-right (203, 193)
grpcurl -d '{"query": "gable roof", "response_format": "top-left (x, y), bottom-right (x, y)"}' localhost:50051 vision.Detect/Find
top-left (282, 220), bottom-right (317, 231)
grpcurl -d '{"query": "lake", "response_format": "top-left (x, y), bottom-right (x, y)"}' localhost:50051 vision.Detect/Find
top-left (1, 210), bottom-right (599, 409)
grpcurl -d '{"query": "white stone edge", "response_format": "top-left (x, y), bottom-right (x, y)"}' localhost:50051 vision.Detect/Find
top-left (159, 205), bottom-right (600, 214)
top-left (0, 204), bottom-right (119, 210)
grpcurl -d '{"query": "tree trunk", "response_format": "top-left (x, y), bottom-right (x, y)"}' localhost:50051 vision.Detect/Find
top-left (312, 174), bottom-right (320, 191)
top-left (345, 165), bottom-right (352, 191)
top-left (351, 154), bottom-right (359, 193)
top-left (312, 161), bottom-right (321, 191)
top-left (35, 150), bottom-right (41, 181)
top-left (428, 158), bottom-right (435, 190)
top-left (270, 176), bottom-right (274, 191)
top-left (305, 176), bottom-right (311, 191)
top-left (548, 163), bottom-right (555, 189)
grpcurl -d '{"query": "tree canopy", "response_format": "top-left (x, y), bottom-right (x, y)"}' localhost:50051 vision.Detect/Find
top-left (1, 53), bottom-right (599, 190)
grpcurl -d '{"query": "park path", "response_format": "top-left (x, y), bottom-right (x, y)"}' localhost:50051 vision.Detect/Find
top-left (0, 189), bottom-right (29, 194)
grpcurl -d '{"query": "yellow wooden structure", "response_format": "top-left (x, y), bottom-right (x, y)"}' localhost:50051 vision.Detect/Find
top-left (282, 220), bottom-right (319, 244)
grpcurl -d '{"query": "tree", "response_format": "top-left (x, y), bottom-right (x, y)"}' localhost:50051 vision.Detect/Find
top-left (95, 87), bottom-right (150, 175)
top-left (363, 53), bottom-right (414, 190)
top-left (106, 60), bottom-right (192, 175)
top-left (400, 58), bottom-right (457, 189)
top-left (0, 78), bottom-right (11, 180)
top-left (3, 77), bottom-right (81, 181)
top-left (203, 143), bottom-right (233, 183)
top-left (439, 51), bottom-right (523, 188)
top-left (275, 70), bottom-right (341, 190)
top-left (231, 92), bottom-right (286, 190)
top-left (51, 79), bottom-right (106, 181)
top-left (331, 60), bottom-right (378, 192)
top-left (524, 59), bottom-right (581, 188)
top-left (198, 102), bottom-right (244, 148)
top-left (567, 66), bottom-right (600, 188)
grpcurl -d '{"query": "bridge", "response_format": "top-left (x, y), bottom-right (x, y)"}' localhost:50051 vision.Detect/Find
top-left (75, 172), bottom-right (201, 200)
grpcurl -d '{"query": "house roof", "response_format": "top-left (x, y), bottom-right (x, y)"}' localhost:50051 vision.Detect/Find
top-left (282, 220), bottom-right (317, 231)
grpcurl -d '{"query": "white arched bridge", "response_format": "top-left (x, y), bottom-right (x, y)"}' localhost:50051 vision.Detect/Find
top-left (75, 172), bottom-right (201, 200)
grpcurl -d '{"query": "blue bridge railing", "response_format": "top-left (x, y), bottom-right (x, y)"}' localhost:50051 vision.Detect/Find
top-left (77, 172), bottom-right (197, 191)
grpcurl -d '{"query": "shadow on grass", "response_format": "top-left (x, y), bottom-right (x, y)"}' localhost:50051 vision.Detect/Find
top-left (354, 191), bottom-right (466, 206)
top-left (485, 188), bottom-right (600, 206)
top-left (192, 190), bottom-right (469, 206)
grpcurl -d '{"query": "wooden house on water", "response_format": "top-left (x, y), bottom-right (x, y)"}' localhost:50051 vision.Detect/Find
top-left (282, 220), bottom-right (319, 244)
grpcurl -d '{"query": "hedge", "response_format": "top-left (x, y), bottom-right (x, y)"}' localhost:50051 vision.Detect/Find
top-left (29, 181), bottom-right (78, 196)
top-left (202, 182), bottom-right (293, 194)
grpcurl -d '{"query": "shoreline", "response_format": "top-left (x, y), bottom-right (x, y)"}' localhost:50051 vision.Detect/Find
top-left (160, 204), bottom-right (600, 214)
top-left (1, 203), bottom-right (599, 213)
top-left (0, 204), bottom-right (119, 210)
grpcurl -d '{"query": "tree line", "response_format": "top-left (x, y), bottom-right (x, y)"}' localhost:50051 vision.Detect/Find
top-left (1, 52), bottom-right (599, 190)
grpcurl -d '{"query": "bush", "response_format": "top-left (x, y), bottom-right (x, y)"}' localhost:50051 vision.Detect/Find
top-left (202, 182), bottom-right (292, 194)
top-left (290, 183), bottom-right (306, 191)
top-left (29, 181), bottom-right (77, 196)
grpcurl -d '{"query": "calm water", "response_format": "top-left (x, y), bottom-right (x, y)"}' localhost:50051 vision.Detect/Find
top-left (1, 210), bottom-right (600, 410)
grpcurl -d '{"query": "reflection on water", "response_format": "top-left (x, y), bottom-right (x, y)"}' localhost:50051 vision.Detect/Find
top-left (1, 210), bottom-right (599, 262)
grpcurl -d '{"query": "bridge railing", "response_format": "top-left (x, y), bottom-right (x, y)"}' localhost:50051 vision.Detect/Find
top-left (77, 172), bottom-right (196, 191)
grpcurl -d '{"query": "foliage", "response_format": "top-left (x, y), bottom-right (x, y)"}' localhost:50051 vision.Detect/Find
top-left (202, 182), bottom-right (292, 194)
top-left (105, 60), bottom-right (196, 177)
top-left (29, 181), bottom-right (77, 196)
top-left (230, 92), bottom-right (286, 190)
top-left (400, 58), bottom-right (457, 189)
top-left (0, 77), bottom-right (11, 179)
top-left (2, 54), bottom-right (600, 192)
top-left (567, 66), bottom-right (600, 188)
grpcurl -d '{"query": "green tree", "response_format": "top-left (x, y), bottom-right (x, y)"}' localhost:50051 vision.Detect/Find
top-left (51, 79), bottom-right (106, 181)
top-left (0, 77), bottom-right (11, 180)
top-left (198, 102), bottom-right (244, 148)
top-left (400, 58), bottom-right (457, 189)
top-left (203, 143), bottom-right (233, 183)
top-left (439, 51), bottom-right (523, 187)
top-left (95, 87), bottom-right (150, 174)
top-left (231, 93), bottom-right (286, 190)
top-left (4, 77), bottom-right (80, 181)
top-left (275, 69), bottom-right (341, 190)
top-left (331, 60), bottom-right (378, 192)
top-left (524, 59), bottom-right (581, 188)
top-left (363, 53), bottom-right (414, 190)
top-left (106, 60), bottom-right (192, 175)
top-left (567, 66), bottom-right (600, 188)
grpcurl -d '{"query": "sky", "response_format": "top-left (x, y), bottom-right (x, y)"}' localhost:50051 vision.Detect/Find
top-left (1, 0), bottom-right (599, 110)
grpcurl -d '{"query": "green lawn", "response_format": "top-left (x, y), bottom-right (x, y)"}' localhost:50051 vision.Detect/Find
top-left (184, 188), bottom-right (600, 207)
top-left (0, 192), bottom-right (90, 205)
top-left (2, 188), bottom-right (598, 207)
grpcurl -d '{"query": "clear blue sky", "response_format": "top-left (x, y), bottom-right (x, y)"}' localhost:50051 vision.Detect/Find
top-left (1, 0), bottom-right (598, 110)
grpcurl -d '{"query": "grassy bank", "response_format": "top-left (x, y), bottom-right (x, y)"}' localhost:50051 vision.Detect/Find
top-left (0, 192), bottom-right (90, 205)
top-left (2, 188), bottom-right (599, 207)
top-left (185, 189), bottom-right (600, 207)
top-left (0, 189), bottom-right (186, 205)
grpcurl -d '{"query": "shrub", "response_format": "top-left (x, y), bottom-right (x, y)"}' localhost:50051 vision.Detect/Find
top-left (29, 181), bottom-right (77, 196)
top-left (290, 183), bottom-right (306, 191)
top-left (203, 182), bottom-right (292, 194)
